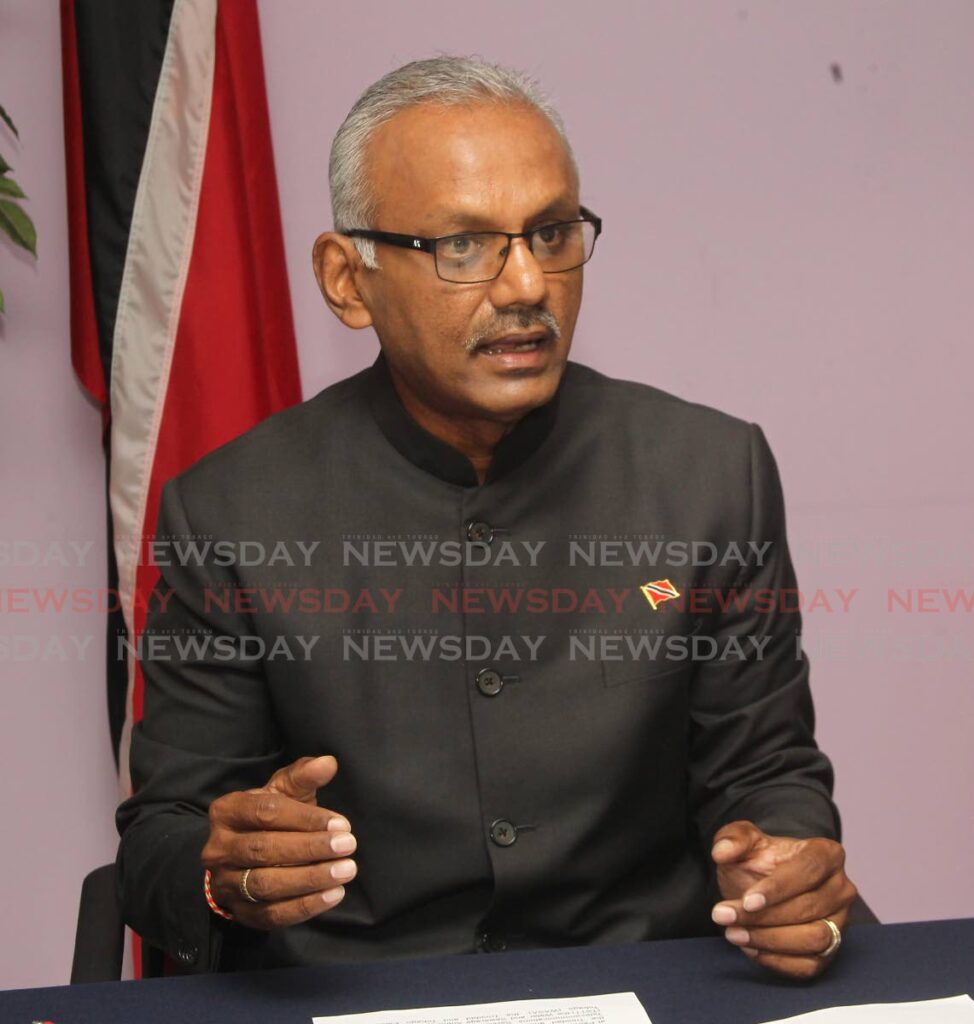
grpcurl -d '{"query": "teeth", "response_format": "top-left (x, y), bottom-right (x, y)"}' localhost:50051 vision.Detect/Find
top-left (483, 340), bottom-right (540, 355)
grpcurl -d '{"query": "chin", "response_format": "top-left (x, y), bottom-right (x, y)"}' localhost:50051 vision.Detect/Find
top-left (468, 370), bottom-right (563, 421)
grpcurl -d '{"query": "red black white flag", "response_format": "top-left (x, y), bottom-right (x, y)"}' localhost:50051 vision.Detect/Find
top-left (61, 0), bottom-right (302, 790)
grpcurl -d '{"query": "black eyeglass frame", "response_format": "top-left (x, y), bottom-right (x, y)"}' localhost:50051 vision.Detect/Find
top-left (341, 205), bottom-right (603, 283)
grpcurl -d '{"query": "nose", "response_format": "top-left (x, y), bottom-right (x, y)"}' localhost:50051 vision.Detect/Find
top-left (488, 236), bottom-right (548, 308)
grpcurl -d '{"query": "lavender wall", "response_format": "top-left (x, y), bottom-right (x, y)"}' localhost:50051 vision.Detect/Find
top-left (0, 0), bottom-right (123, 993)
top-left (258, 0), bottom-right (974, 932)
top-left (1, 0), bottom-right (971, 990)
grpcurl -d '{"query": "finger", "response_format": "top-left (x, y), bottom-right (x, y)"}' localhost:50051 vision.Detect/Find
top-left (235, 885), bottom-right (347, 931)
top-left (265, 755), bottom-right (339, 804)
top-left (217, 828), bottom-right (356, 869)
top-left (722, 873), bottom-right (857, 929)
top-left (213, 789), bottom-right (345, 834)
top-left (724, 912), bottom-right (847, 957)
top-left (741, 838), bottom-right (845, 911)
top-left (711, 820), bottom-right (765, 864)
top-left (745, 949), bottom-right (831, 981)
top-left (218, 856), bottom-right (358, 904)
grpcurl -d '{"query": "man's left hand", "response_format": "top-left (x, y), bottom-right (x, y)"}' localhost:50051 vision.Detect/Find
top-left (710, 820), bottom-right (858, 980)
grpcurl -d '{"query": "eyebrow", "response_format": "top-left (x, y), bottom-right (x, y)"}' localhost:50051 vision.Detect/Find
top-left (432, 199), bottom-right (580, 234)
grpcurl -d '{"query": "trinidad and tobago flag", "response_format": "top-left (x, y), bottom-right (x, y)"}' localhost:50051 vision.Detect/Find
top-left (61, 0), bottom-right (302, 792)
top-left (640, 578), bottom-right (681, 611)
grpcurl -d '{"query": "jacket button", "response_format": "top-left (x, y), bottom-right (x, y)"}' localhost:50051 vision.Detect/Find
top-left (175, 940), bottom-right (198, 965)
top-left (476, 668), bottom-right (504, 696)
top-left (489, 818), bottom-right (517, 846)
top-left (478, 931), bottom-right (508, 952)
top-left (466, 520), bottom-right (493, 544)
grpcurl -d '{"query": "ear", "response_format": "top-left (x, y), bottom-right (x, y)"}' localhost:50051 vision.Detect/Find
top-left (312, 232), bottom-right (374, 330)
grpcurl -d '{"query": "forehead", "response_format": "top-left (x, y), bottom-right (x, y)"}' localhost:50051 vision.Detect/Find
top-left (363, 100), bottom-right (578, 231)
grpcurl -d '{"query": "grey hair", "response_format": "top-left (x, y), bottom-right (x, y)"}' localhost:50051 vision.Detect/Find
top-left (329, 55), bottom-right (577, 270)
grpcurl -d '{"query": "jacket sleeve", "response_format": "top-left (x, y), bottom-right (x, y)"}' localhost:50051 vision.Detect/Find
top-left (115, 475), bottom-right (286, 972)
top-left (688, 422), bottom-right (841, 845)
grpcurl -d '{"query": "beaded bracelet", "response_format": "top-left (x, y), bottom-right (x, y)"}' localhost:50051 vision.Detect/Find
top-left (203, 868), bottom-right (234, 920)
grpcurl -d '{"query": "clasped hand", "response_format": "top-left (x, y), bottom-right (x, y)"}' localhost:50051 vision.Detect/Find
top-left (711, 820), bottom-right (858, 979)
top-left (202, 755), bottom-right (356, 929)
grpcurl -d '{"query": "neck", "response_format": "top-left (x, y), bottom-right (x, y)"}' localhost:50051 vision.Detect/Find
top-left (385, 366), bottom-right (521, 486)
top-left (367, 351), bottom-right (565, 490)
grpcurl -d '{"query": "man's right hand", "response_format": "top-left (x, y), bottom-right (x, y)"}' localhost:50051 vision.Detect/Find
top-left (202, 755), bottom-right (356, 929)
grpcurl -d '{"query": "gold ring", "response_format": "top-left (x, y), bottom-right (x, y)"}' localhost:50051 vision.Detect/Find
top-left (819, 917), bottom-right (842, 958)
top-left (240, 867), bottom-right (261, 904)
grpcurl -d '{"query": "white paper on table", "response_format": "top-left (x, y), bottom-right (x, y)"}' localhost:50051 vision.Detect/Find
top-left (312, 991), bottom-right (652, 1024)
top-left (758, 993), bottom-right (974, 1023)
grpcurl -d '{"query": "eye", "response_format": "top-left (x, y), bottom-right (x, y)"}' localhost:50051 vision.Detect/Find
top-left (446, 235), bottom-right (479, 256)
top-left (536, 223), bottom-right (566, 246)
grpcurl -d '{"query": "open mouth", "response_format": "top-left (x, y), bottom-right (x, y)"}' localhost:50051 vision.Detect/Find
top-left (476, 332), bottom-right (549, 357)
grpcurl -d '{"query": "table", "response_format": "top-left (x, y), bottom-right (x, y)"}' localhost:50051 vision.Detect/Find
top-left (3, 919), bottom-right (972, 1024)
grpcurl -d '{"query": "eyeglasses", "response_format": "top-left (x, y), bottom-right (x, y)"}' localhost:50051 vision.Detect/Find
top-left (341, 206), bottom-right (602, 284)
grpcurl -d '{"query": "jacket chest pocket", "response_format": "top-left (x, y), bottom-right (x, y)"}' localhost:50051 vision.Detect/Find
top-left (599, 615), bottom-right (705, 689)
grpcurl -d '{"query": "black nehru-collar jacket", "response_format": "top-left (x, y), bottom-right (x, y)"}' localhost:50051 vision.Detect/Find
top-left (116, 350), bottom-right (840, 973)
top-left (366, 350), bottom-right (563, 487)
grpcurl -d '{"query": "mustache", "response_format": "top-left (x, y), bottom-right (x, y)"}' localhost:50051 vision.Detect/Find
top-left (464, 309), bottom-right (561, 354)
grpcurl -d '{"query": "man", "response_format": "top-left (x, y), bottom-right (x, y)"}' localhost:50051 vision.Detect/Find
top-left (117, 55), bottom-right (857, 981)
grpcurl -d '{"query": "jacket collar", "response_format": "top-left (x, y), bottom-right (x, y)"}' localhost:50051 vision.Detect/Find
top-left (365, 350), bottom-right (563, 488)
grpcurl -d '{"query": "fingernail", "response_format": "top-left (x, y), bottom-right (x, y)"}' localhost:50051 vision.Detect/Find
top-left (743, 892), bottom-right (766, 912)
top-left (328, 816), bottom-right (351, 832)
top-left (331, 859), bottom-right (357, 881)
top-left (711, 839), bottom-right (734, 857)
top-left (331, 833), bottom-right (356, 855)
top-left (712, 905), bottom-right (736, 925)
top-left (741, 946), bottom-right (759, 959)
top-left (725, 927), bottom-right (750, 946)
top-left (322, 886), bottom-right (345, 905)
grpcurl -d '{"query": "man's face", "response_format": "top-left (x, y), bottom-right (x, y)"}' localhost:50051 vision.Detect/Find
top-left (353, 100), bottom-right (583, 427)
